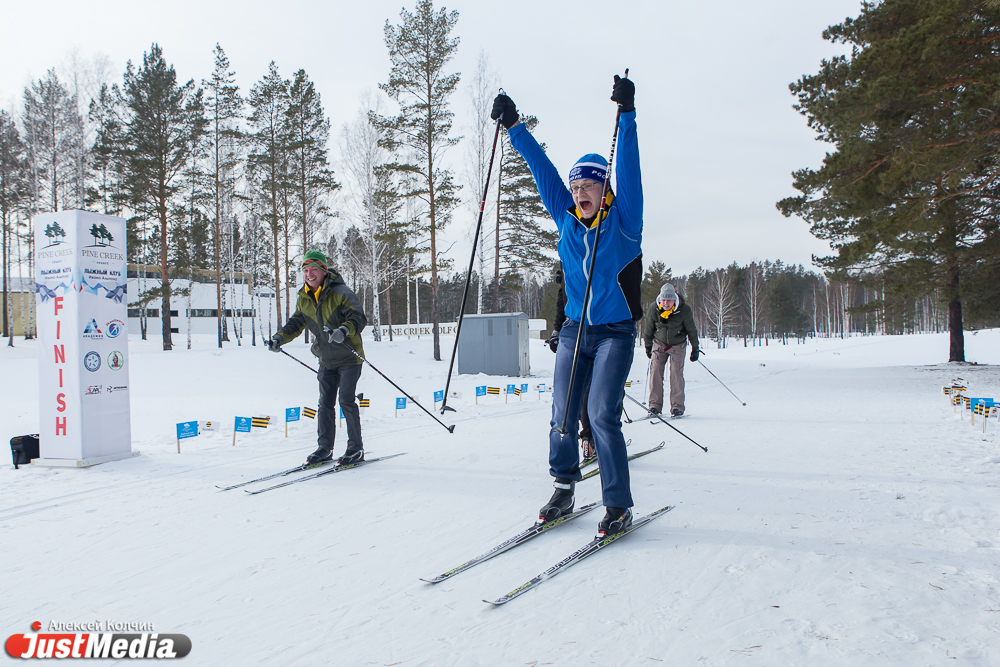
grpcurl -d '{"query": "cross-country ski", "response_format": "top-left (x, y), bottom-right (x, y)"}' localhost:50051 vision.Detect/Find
top-left (420, 502), bottom-right (600, 584)
top-left (244, 453), bottom-right (406, 495)
top-left (484, 505), bottom-right (675, 605)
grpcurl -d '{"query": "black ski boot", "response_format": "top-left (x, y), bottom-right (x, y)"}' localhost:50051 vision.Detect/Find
top-left (670, 408), bottom-right (684, 418)
top-left (337, 446), bottom-right (364, 465)
top-left (597, 507), bottom-right (633, 538)
top-left (649, 407), bottom-right (661, 416)
top-left (538, 478), bottom-right (575, 523)
top-left (306, 446), bottom-right (333, 464)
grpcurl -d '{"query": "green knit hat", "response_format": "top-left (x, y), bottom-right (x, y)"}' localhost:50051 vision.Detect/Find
top-left (301, 250), bottom-right (328, 271)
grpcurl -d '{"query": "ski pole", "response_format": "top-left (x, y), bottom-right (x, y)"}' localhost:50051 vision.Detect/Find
top-left (338, 340), bottom-right (456, 433)
top-left (622, 392), bottom-right (708, 453)
top-left (644, 356), bottom-right (652, 404)
top-left (697, 357), bottom-right (746, 406)
top-left (440, 106), bottom-right (504, 414)
top-left (555, 69), bottom-right (628, 436)
top-left (281, 349), bottom-right (318, 374)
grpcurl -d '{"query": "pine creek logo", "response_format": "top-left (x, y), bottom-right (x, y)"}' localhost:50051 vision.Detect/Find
top-left (5, 621), bottom-right (191, 659)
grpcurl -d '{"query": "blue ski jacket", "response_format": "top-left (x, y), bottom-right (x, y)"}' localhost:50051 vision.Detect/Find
top-left (508, 110), bottom-right (643, 326)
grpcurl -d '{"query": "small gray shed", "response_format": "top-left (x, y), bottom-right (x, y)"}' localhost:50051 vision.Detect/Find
top-left (458, 313), bottom-right (530, 377)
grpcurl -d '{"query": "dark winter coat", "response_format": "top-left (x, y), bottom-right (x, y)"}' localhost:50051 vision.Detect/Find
top-left (274, 269), bottom-right (367, 369)
top-left (641, 295), bottom-right (699, 351)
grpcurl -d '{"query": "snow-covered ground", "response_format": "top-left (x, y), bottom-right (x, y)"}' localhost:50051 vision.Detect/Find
top-left (2, 329), bottom-right (999, 665)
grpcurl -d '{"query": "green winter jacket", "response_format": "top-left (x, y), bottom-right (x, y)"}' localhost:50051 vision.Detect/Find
top-left (274, 270), bottom-right (367, 368)
top-left (641, 295), bottom-right (699, 351)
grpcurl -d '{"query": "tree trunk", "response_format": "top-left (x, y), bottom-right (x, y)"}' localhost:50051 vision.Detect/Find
top-left (160, 202), bottom-right (172, 351)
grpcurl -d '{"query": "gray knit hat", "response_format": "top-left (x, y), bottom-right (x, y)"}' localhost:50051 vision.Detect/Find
top-left (658, 284), bottom-right (677, 301)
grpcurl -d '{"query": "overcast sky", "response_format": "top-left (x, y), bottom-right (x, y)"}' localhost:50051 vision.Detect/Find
top-left (2, 0), bottom-right (864, 276)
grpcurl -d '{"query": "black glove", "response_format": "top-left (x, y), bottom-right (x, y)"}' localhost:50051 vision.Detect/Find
top-left (690, 348), bottom-right (700, 363)
top-left (490, 94), bottom-right (519, 130)
top-left (611, 74), bottom-right (635, 112)
top-left (645, 346), bottom-right (652, 359)
top-left (546, 331), bottom-right (559, 353)
top-left (266, 336), bottom-right (282, 353)
top-left (325, 325), bottom-right (350, 344)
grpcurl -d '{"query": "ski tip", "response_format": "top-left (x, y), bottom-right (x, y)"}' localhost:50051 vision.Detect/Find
top-left (419, 578), bottom-right (438, 584)
top-left (483, 599), bottom-right (503, 606)
top-left (442, 405), bottom-right (457, 413)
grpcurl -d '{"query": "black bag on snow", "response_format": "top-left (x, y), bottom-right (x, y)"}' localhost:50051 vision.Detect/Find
top-left (10, 434), bottom-right (40, 469)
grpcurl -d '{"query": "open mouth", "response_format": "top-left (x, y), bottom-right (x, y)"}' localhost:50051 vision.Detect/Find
top-left (579, 200), bottom-right (593, 214)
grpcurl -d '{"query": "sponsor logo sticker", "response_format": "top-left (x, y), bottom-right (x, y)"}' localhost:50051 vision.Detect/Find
top-left (82, 319), bottom-right (103, 339)
top-left (83, 352), bottom-right (101, 372)
top-left (107, 351), bottom-right (124, 371)
top-left (106, 385), bottom-right (129, 394)
top-left (105, 320), bottom-right (125, 338)
top-left (84, 385), bottom-right (102, 396)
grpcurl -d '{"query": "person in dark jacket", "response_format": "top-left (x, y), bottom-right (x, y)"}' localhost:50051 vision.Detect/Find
top-left (267, 251), bottom-right (368, 465)
top-left (492, 74), bottom-right (643, 538)
top-left (641, 283), bottom-right (699, 417)
top-left (546, 270), bottom-right (594, 459)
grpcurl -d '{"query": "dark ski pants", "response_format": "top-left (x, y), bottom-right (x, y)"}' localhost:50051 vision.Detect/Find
top-left (550, 319), bottom-right (635, 508)
top-left (317, 362), bottom-right (363, 453)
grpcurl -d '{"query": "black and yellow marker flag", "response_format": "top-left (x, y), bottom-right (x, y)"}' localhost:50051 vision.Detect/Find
top-left (303, 407), bottom-right (317, 419)
top-left (359, 399), bottom-right (370, 408)
top-left (251, 416), bottom-right (270, 428)
top-left (487, 387), bottom-right (500, 395)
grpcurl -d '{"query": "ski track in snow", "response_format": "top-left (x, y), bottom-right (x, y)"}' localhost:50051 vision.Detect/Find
top-left (2, 331), bottom-right (1000, 665)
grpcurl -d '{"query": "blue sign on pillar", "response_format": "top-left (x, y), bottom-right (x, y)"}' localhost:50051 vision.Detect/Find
top-left (396, 397), bottom-right (407, 410)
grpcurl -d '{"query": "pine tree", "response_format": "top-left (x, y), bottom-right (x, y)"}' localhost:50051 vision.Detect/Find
top-left (494, 115), bottom-right (555, 309)
top-left (1, 110), bottom-right (28, 343)
top-left (371, 0), bottom-right (462, 361)
top-left (778, 0), bottom-right (1000, 361)
top-left (203, 44), bottom-right (243, 347)
top-left (105, 44), bottom-right (207, 351)
top-left (247, 62), bottom-right (291, 329)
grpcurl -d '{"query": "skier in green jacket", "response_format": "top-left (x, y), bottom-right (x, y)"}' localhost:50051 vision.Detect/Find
top-left (267, 251), bottom-right (368, 464)
top-left (641, 283), bottom-right (699, 417)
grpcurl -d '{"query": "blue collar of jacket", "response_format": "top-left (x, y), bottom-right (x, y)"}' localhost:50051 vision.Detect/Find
top-left (566, 189), bottom-right (614, 229)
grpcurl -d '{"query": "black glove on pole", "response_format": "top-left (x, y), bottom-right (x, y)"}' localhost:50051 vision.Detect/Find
top-left (546, 331), bottom-right (559, 353)
top-left (556, 70), bottom-right (629, 435)
top-left (690, 348), bottom-right (700, 363)
top-left (610, 74), bottom-right (635, 112)
top-left (490, 94), bottom-right (519, 129)
top-left (266, 337), bottom-right (282, 353)
top-left (440, 102), bottom-right (504, 415)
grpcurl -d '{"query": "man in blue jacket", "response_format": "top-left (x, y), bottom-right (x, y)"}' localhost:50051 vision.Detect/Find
top-left (492, 75), bottom-right (643, 537)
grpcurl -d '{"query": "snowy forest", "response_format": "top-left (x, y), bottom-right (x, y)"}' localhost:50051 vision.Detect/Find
top-left (2, 0), bottom-right (998, 357)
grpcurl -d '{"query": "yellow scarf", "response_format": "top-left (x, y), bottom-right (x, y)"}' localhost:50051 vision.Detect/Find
top-left (659, 305), bottom-right (675, 319)
top-left (306, 283), bottom-right (323, 303)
